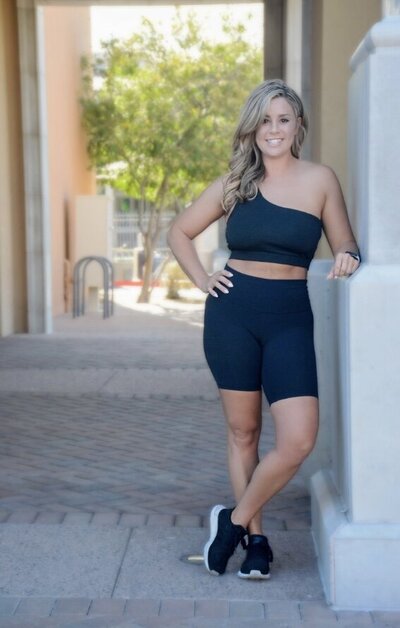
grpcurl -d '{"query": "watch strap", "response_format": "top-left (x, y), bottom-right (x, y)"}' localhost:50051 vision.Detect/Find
top-left (345, 250), bottom-right (361, 263)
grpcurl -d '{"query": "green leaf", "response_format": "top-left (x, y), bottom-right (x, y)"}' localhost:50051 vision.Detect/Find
top-left (80, 9), bottom-right (262, 210)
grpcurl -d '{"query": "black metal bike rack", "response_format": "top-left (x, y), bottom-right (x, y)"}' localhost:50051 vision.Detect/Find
top-left (73, 256), bottom-right (114, 319)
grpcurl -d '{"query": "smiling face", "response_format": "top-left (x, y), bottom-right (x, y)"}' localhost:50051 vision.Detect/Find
top-left (255, 96), bottom-right (301, 158)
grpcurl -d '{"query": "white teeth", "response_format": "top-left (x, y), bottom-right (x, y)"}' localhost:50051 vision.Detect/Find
top-left (267, 139), bottom-right (282, 145)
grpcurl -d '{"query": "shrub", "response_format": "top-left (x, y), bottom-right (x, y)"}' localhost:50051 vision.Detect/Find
top-left (162, 261), bottom-right (193, 299)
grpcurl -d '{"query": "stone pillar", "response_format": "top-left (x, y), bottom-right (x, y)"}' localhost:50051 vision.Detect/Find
top-left (0, 0), bottom-right (28, 335)
top-left (310, 13), bottom-right (400, 610)
top-left (263, 0), bottom-right (284, 79)
top-left (300, 260), bottom-right (339, 482)
top-left (17, 0), bottom-right (52, 333)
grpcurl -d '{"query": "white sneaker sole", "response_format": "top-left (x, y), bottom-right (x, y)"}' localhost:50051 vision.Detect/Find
top-left (203, 504), bottom-right (225, 576)
top-left (238, 569), bottom-right (271, 580)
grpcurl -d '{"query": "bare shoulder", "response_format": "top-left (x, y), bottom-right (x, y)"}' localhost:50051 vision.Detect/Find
top-left (169, 175), bottom-right (225, 240)
top-left (200, 175), bottom-right (225, 203)
top-left (320, 163), bottom-right (341, 186)
top-left (181, 175), bottom-right (225, 212)
top-left (299, 160), bottom-right (337, 184)
top-left (299, 161), bottom-right (343, 204)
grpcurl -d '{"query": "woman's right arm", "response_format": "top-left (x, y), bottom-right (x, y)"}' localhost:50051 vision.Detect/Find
top-left (167, 177), bottom-right (233, 297)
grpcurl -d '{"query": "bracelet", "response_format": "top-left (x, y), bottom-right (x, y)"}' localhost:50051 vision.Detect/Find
top-left (345, 251), bottom-right (361, 263)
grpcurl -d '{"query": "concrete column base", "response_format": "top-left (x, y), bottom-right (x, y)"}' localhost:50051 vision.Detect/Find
top-left (310, 469), bottom-right (400, 610)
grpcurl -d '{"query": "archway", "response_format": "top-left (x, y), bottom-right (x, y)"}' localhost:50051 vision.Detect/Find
top-left (16, 0), bottom-right (290, 332)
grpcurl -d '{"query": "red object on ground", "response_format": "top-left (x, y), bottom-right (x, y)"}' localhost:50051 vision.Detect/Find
top-left (113, 280), bottom-right (161, 287)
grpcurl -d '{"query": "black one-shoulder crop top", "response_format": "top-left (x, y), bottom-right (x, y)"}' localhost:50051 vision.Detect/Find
top-left (225, 190), bottom-right (322, 270)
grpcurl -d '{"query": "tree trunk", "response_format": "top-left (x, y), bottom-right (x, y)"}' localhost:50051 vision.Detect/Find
top-left (137, 197), bottom-right (166, 303)
top-left (137, 236), bottom-right (155, 303)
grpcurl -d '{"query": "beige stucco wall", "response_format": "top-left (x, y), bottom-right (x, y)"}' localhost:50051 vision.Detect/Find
top-left (0, 0), bottom-right (28, 336)
top-left (310, 0), bottom-right (381, 259)
top-left (43, 6), bottom-right (95, 316)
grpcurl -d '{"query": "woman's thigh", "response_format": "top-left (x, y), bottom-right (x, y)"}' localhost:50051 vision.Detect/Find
top-left (203, 295), bottom-right (263, 392)
top-left (261, 309), bottom-right (318, 406)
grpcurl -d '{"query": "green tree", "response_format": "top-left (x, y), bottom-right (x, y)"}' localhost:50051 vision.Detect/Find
top-left (80, 11), bottom-right (262, 302)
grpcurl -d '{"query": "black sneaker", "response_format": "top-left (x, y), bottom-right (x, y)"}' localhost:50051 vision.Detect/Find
top-left (203, 505), bottom-right (247, 575)
top-left (238, 534), bottom-right (274, 579)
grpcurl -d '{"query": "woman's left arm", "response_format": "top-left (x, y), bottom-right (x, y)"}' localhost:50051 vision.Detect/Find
top-left (320, 166), bottom-right (361, 279)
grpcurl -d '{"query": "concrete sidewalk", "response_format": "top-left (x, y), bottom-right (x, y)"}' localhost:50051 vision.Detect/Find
top-left (0, 290), bottom-right (398, 627)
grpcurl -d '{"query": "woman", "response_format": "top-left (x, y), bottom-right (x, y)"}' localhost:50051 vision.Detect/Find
top-left (167, 79), bottom-right (361, 580)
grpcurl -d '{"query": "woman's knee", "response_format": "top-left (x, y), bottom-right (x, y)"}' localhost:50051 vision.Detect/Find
top-left (278, 434), bottom-right (316, 467)
top-left (228, 421), bottom-right (261, 451)
top-left (272, 396), bottom-right (319, 466)
top-left (220, 390), bottom-right (262, 452)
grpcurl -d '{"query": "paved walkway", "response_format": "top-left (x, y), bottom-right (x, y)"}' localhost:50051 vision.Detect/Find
top-left (0, 289), bottom-right (398, 627)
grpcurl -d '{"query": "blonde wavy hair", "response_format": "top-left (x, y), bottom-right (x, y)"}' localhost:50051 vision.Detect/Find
top-left (223, 79), bottom-right (308, 215)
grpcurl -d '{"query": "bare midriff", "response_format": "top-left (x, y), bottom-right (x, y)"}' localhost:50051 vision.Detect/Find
top-left (227, 259), bottom-right (307, 280)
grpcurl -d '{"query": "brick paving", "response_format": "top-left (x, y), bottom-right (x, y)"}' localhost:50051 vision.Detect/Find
top-left (0, 598), bottom-right (398, 627)
top-left (0, 296), bottom-right (399, 626)
top-left (0, 335), bottom-right (205, 370)
top-left (0, 394), bottom-right (309, 526)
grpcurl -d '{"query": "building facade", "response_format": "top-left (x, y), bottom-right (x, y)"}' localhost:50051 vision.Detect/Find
top-left (0, 0), bottom-right (381, 334)
top-left (44, 6), bottom-right (96, 316)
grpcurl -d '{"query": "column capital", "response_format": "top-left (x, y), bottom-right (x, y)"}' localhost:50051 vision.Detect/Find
top-left (382, 0), bottom-right (400, 16)
top-left (350, 15), bottom-right (400, 71)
